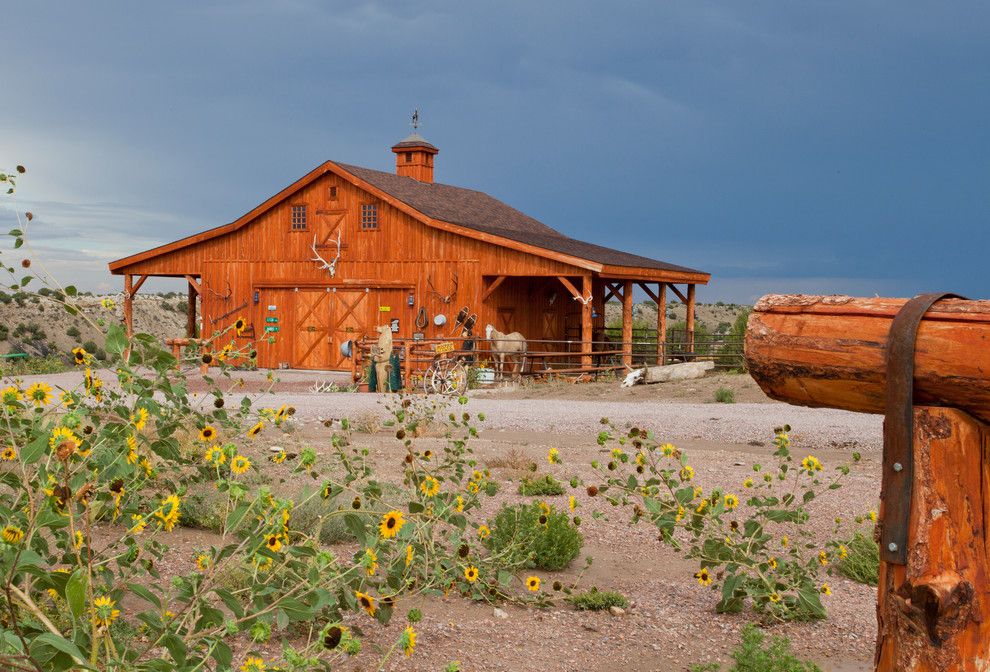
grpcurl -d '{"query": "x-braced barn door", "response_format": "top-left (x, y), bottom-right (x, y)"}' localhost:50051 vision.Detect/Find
top-left (294, 290), bottom-right (332, 369)
top-left (329, 290), bottom-right (369, 369)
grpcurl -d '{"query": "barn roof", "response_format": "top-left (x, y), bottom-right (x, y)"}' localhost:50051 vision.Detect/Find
top-left (109, 160), bottom-right (708, 281)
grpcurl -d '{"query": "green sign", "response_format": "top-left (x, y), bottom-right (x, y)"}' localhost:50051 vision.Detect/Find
top-left (265, 317), bottom-right (279, 323)
top-left (264, 326), bottom-right (280, 333)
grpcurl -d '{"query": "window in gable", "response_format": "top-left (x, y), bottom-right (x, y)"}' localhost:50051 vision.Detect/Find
top-left (360, 203), bottom-right (379, 230)
top-left (290, 205), bottom-right (307, 231)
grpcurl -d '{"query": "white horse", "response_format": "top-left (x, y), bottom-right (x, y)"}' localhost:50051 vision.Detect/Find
top-left (485, 324), bottom-right (527, 380)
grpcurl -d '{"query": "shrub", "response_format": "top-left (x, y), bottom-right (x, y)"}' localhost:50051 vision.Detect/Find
top-left (518, 474), bottom-right (565, 496)
top-left (66, 325), bottom-right (81, 338)
top-left (714, 387), bottom-right (735, 403)
top-left (0, 325), bottom-right (7, 341)
top-left (691, 623), bottom-right (821, 672)
top-left (568, 587), bottom-right (628, 611)
top-left (833, 531), bottom-right (879, 586)
top-left (82, 339), bottom-right (100, 354)
top-left (486, 502), bottom-right (583, 571)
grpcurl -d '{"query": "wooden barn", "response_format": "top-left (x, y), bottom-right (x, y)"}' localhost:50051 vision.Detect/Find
top-left (108, 132), bottom-right (710, 375)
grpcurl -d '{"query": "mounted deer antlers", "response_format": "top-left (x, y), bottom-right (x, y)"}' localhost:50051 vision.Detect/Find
top-left (205, 280), bottom-right (232, 301)
top-left (427, 272), bottom-right (458, 304)
top-left (573, 292), bottom-right (593, 305)
top-left (311, 231), bottom-right (341, 277)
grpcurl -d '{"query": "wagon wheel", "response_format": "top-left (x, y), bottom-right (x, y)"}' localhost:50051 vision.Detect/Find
top-left (423, 358), bottom-right (468, 395)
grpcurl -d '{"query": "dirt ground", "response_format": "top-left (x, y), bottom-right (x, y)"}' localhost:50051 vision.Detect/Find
top-left (157, 419), bottom-right (878, 671)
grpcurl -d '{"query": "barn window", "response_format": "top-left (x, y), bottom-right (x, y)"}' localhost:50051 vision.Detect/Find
top-left (360, 203), bottom-right (378, 230)
top-left (404, 152), bottom-right (412, 163)
top-left (290, 205), bottom-right (307, 230)
top-left (329, 186), bottom-right (338, 200)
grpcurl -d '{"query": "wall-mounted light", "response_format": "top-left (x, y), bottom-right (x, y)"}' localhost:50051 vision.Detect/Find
top-left (591, 309), bottom-right (600, 319)
top-left (253, 291), bottom-right (260, 305)
top-left (407, 293), bottom-right (415, 306)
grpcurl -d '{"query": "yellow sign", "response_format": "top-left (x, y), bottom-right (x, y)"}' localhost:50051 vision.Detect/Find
top-left (434, 341), bottom-right (455, 354)
top-left (379, 305), bottom-right (391, 312)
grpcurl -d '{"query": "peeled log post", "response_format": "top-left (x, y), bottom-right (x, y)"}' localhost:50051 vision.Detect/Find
top-left (745, 294), bottom-right (990, 424)
top-left (746, 294), bottom-right (990, 672)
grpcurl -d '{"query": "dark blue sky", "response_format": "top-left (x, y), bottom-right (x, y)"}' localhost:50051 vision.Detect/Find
top-left (2, 1), bottom-right (987, 301)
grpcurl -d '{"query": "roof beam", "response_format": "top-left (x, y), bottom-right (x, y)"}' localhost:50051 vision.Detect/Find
top-left (481, 275), bottom-right (506, 303)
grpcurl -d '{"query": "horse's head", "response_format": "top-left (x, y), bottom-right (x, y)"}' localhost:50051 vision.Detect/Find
top-left (485, 324), bottom-right (494, 340)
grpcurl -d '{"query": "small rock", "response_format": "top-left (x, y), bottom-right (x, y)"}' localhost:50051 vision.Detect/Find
top-left (609, 606), bottom-right (625, 616)
top-left (493, 607), bottom-right (508, 619)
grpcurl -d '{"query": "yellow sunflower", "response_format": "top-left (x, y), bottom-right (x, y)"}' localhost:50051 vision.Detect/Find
top-left (204, 445), bottom-right (225, 466)
top-left (231, 455), bottom-right (251, 475)
top-left (198, 426), bottom-right (216, 442)
top-left (195, 553), bottom-right (210, 571)
top-left (364, 548), bottom-right (378, 576)
top-left (355, 590), bottom-right (376, 616)
top-left (401, 625), bottom-right (416, 657)
top-left (233, 317), bottom-right (247, 335)
top-left (1, 386), bottom-right (21, 407)
top-left (405, 544), bottom-right (414, 567)
top-left (679, 465), bottom-right (695, 482)
top-left (569, 495), bottom-right (576, 512)
top-left (379, 510), bottom-right (405, 539)
top-left (1, 446), bottom-right (16, 461)
top-left (49, 427), bottom-right (80, 454)
top-left (694, 568), bottom-right (713, 586)
top-left (420, 476), bottom-right (440, 497)
top-left (801, 455), bottom-right (823, 474)
top-left (526, 576), bottom-right (541, 592)
top-left (464, 565), bottom-right (479, 583)
top-left (131, 407), bottom-right (148, 430)
top-left (247, 421), bottom-right (264, 438)
top-left (547, 447), bottom-right (560, 464)
top-left (91, 596), bottom-right (120, 628)
top-left (2, 525), bottom-right (24, 544)
top-left (477, 524), bottom-right (490, 540)
top-left (270, 449), bottom-right (287, 464)
top-left (240, 657), bottom-right (266, 672)
top-left (724, 494), bottom-right (739, 510)
top-left (455, 495), bottom-right (464, 513)
top-left (265, 534), bottom-right (282, 553)
top-left (769, 592), bottom-right (782, 603)
top-left (25, 382), bottom-right (53, 407)
top-left (71, 347), bottom-right (88, 365)
top-left (126, 435), bottom-right (138, 464)
top-left (129, 514), bottom-right (146, 535)
top-left (155, 494), bottom-right (181, 532)
top-left (820, 583), bottom-right (832, 596)
top-left (818, 550), bottom-right (829, 566)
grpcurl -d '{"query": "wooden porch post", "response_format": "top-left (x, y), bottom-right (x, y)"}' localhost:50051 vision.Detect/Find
top-left (622, 280), bottom-right (633, 367)
top-left (686, 284), bottom-right (696, 353)
top-left (123, 274), bottom-right (134, 339)
top-left (187, 281), bottom-right (197, 338)
top-left (656, 283), bottom-right (667, 365)
top-left (581, 275), bottom-right (593, 369)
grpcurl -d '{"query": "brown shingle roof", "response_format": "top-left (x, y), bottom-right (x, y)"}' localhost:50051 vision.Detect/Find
top-left (338, 162), bottom-right (703, 274)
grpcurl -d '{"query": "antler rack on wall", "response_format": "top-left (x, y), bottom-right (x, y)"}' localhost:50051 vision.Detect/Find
top-left (427, 272), bottom-right (458, 304)
top-left (312, 231), bottom-right (342, 277)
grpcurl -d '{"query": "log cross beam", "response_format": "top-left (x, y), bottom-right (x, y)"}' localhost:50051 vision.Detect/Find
top-left (556, 276), bottom-right (590, 303)
top-left (185, 275), bottom-right (202, 295)
top-left (185, 276), bottom-right (201, 338)
top-left (603, 282), bottom-right (623, 304)
top-left (481, 275), bottom-right (506, 303)
top-left (667, 283), bottom-right (688, 304)
top-left (746, 293), bottom-right (990, 672)
top-left (638, 282), bottom-right (666, 365)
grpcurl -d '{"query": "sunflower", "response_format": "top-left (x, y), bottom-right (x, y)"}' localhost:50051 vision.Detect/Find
top-left (49, 427), bottom-right (80, 455)
top-left (768, 557), bottom-right (777, 570)
top-left (1, 446), bottom-right (16, 461)
top-left (379, 510), bottom-right (405, 539)
top-left (126, 435), bottom-right (138, 464)
top-left (91, 596), bottom-right (120, 628)
top-left (240, 657), bottom-right (266, 672)
top-left (233, 317), bottom-right (247, 335)
top-left (323, 625), bottom-right (344, 649)
top-left (464, 565), bottom-right (479, 583)
top-left (818, 550), bottom-right (829, 566)
top-left (694, 568), bottom-right (713, 586)
top-left (467, 480), bottom-right (480, 494)
top-left (129, 514), bottom-right (146, 535)
top-left (660, 443), bottom-right (676, 457)
top-left (455, 495), bottom-right (464, 513)
top-left (743, 478), bottom-right (754, 489)
top-left (781, 535), bottom-right (790, 547)
top-left (420, 476), bottom-right (440, 497)
top-left (100, 297), bottom-right (115, 310)
top-left (73, 531), bottom-right (84, 549)
top-left (547, 447), bottom-right (560, 464)
top-left (1, 386), bottom-right (21, 407)
top-left (679, 465), bottom-right (695, 482)
top-left (364, 548), bottom-right (378, 576)
top-left (868, 510), bottom-right (878, 522)
top-left (231, 455), bottom-right (251, 475)
top-left (401, 625), bottom-right (417, 657)
top-left (254, 555), bottom-right (273, 572)
top-left (25, 382), bottom-right (53, 407)
top-left (405, 544), bottom-right (414, 567)
top-left (477, 524), bottom-right (490, 540)
top-left (2, 525), bottom-right (24, 544)
top-left (195, 553), bottom-right (210, 571)
top-left (247, 421), bottom-right (264, 438)
top-left (71, 347), bottom-right (88, 365)
top-left (59, 391), bottom-right (75, 408)
top-left (768, 592), bottom-right (781, 604)
top-left (471, 469), bottom-right (484, 482)
top-left (724, 494), bottom-right (739, 510)
top-left (355, 590), bottom-right (376, 616)
top-left (198, 426), bottom-right (216, 442)
top-left (155, 494), bottom-right (181, 532)
top-left (204, 445), bottom-right (225, 466)
top-left (131, 407), bottom-right (148, 430)
top-left (801, 455), bottom-right (823, 474)
top-left (820, 583), bottom-right (832, 596)
top-left (270, 449), bottom-right (287, 464)
top-left (838, 544), bottom-right (848, 560)
top-left (526, 576), bottom-right (541, 592)
top-left (265, 534), bottom-right (282, 553)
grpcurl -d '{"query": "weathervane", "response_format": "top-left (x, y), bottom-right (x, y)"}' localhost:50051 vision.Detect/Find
top-left (411, 109), bottom-right (420, 131)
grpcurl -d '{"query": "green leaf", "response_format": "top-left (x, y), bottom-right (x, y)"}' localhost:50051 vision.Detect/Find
top-left (8, 229), bottom-right (22, 236)
top-left (343, 513), bottom-right (367, 546)
top-left (105, 324), bottom-right (127, 356)
top-left (28, 633), bottom-right (88, 668)
top-left (64, 285), bottom-right (77, 296)
top-left (215, 589), bottom-right (244, 618)
top-left (162, 633), bottom-right (187, 666)
top-left (211, 640), bottom-right (233, 668)
top-left (497, 570), bottom-right (513, 587)
top-left (126, 582), bottom-right (161, 608)
top-left (408, 501), bottom-right (424, 514)
top-left (65, 569), bottom-right (87, 621)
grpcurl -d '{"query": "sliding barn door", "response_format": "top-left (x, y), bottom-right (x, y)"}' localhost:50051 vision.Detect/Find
top-left (294, 290), bottom-right (332, 369)
top-left (329, 290), bottom-right (369, 369)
